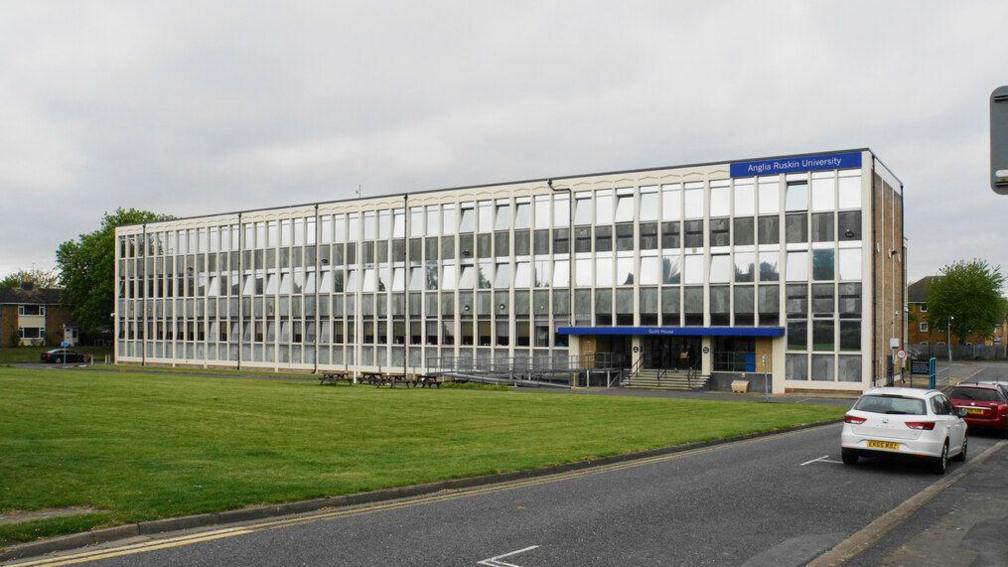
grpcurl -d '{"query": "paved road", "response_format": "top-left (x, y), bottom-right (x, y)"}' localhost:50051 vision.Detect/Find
top-left (20, 425), bottom-right (1001, 567)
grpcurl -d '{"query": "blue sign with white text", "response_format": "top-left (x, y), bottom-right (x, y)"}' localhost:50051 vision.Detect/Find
top-left (730, 151), bottom-right (862, 178)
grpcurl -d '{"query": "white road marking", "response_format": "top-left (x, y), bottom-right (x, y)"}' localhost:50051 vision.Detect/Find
top-left (478, 545), bottom-right (540, 567)
top-left (800, 455), bottom-right (843, 466)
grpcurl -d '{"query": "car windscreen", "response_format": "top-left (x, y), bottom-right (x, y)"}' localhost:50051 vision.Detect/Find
top-left (948, 388), bottom-right (1003, 402)
top-left (852, 395), bottom-right (927, 415)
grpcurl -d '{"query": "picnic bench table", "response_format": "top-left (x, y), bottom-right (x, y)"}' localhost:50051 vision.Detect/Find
top-left (359, 371), bottom-right (384, 386)
top-left (381, 373), bottom-right (409, 388)
top-left (415, 373), bottom-right (442, 388)
top-left (318, 370), bottom-right (352, 385)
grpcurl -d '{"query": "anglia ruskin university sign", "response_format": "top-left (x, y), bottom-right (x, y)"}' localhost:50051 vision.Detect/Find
top-left (730, 151), bottom-right (862, 178)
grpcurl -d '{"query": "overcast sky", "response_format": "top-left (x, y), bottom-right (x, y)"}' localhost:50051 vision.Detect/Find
top-left (2, 1), bottom-right (1006, 282)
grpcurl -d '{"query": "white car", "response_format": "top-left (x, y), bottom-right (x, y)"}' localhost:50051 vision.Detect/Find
top-left (841, 387), bottom-right (968, 474)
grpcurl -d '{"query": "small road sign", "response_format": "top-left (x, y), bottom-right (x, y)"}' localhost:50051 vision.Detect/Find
top-left (896, 349), bottom-right (906, 361)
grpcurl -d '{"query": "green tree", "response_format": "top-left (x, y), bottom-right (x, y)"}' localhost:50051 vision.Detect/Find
top-left (56, 209), bottom-right (172, 334)
top-left (0, 268), bottom-right (60, 289)
top-left (927, 259), bottom-right (1007, 344)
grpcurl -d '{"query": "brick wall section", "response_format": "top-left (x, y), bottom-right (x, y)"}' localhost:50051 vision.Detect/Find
top-left (0, 305), bottom-right (16, 347)
top-left (909, 303), bottom-right (1008, 345)
top-left (45, 305), bottom-right (74, 346)
top-left (872, 172), bottom-right (906, 380)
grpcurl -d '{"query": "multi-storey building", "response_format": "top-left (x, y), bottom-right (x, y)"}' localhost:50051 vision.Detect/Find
top-left (114, 148), bottom-right (905, 393)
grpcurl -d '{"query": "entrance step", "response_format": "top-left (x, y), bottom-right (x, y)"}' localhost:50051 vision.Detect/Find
top-left (627, 370), bottom-right (709, 391)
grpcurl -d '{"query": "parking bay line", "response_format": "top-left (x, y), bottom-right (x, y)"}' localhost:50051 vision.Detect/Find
top-left (477, 545), bottom-right (539, 567)
top-left (800, 455), bottom-right (843, 466)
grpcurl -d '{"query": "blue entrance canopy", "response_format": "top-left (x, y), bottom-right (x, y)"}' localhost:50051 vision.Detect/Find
top-left (556, 326), bottom-right (785, 337)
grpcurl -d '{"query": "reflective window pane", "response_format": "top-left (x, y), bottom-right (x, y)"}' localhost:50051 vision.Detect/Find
top-left (662, 185), bottom-right (681, 221)
top-left (614, 191), bottom-right (634, 222)
top-left (838, 355), bottom-right (861, 382)
top-left (838, 174), bottom-right (862, 209)
top-left (811, 176), bottom-right (835, 212)
top-left (734, 181), bottom-right (755, 216)
top-left (786, 353), bottom-right (808, 380)
top-left (709, 254), bottom-right (731, 283)
top-left (758, 178), bottom-right (780, 214)
top-left (662, 254), bottom-right (681, 284)
top-left (640, 189), bottom-right (658, 222)
top-left (684, 254), bottom-right (704, 285)
top-left (813, 320), bottom-right (834, 351)
top-left (684, 188), bottom-right (703, 219)
top-left (839, 248), bottom-right (862, 281)
top-left (812, 249), bottom-right (835, 281)
top-left (786, 181), bottom-right (808, 211)
top-left (596, 190), bottom-right (613, 225)
top-left (786, 251), bottom-right (808, 281)
top-left (812, 354), bottom-right (834, 381)
top-left (710, 185), bottom-right (730, 218)
top-left (759, 252), bottom-right (780, 281)
top-left (734, 252), bottom-right (755, 283)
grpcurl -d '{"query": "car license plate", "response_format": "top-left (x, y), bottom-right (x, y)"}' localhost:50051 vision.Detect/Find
top-left (966, 407), bottom-right (985, 415)
top-left (867, 440), bottom-right (900, 450)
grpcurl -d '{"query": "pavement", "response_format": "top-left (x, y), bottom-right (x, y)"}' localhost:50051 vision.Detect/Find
top-left (563, 386), bottom-right (857, 406)
top-left (9, 425), bottom-right (1003, 567)
top-left (848, 434), bottom-right (1008, 566)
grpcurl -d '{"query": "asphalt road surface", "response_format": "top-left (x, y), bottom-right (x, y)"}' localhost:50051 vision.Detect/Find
top-left (20, 424), bottom-right (1002, 567)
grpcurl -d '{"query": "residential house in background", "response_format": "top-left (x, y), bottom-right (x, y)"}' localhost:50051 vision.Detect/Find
top-left (907, 276), bottom-right (1007, 346)
top-left (0, 284), bottom-right (76, 347)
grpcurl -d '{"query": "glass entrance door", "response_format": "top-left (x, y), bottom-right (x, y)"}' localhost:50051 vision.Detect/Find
top-left (642, 336), bottom-right (700, 370)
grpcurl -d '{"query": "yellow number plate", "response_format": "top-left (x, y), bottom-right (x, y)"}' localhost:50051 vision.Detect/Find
top-left (867, 440), bottom-right (901, 450)
top-left (966, 408), bottom-right (985, 415)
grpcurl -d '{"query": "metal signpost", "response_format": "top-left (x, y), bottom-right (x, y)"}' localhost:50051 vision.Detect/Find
top-left (993, 86), bottom-right (1008, 194)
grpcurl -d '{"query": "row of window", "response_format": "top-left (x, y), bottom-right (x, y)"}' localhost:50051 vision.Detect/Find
top-left (118, 211), bottom-right (864, 287)
top-left (118, 342), bottom-right (565, 368)
top-left (118, 171), bottom-right (862, 257)
top-left (118, 245), bottom-right (862, 300)
top-left (120, 282), bottom-right (861, 325)
top-left (786, 353), bottom-right (861, 382)
top-left (16, 305), bottom-right (46, 316)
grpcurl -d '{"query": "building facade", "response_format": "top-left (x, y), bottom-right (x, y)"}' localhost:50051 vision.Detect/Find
top-left (114, 148), bottom-right (905, 393)
top-left (0, 286), bottom-right (76, 347)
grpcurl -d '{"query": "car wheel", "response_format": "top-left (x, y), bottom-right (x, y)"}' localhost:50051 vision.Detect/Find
top-left (841, 448), bottom-right (858, 466)
top-left (953, 436), bottom-right (967, 462)
top-left (934, 441), bottom-right (949, 474)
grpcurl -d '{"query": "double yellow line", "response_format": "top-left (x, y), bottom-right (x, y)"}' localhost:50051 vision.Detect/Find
top-left (8, 425), bottom-right (827, 566)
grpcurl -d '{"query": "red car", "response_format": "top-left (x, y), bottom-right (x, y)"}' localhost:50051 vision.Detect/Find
top-left (946, 384), bottom-right (1008, 437)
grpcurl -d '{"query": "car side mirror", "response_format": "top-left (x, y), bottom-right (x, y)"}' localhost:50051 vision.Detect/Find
top-left (956, 408), bottom-right (969, 418)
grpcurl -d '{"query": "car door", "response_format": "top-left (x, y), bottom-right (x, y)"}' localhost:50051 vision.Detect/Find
top-left (938, 394), bottom-right (966, 450)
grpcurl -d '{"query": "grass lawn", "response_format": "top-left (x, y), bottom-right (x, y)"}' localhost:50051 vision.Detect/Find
top-left (0, 366), bottom-right (845, 547)
top-left (0, 346), bottom-right (110, 364)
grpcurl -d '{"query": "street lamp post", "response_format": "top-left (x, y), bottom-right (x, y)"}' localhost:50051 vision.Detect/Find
top-left (947, 315), bottom-right (954, 362)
